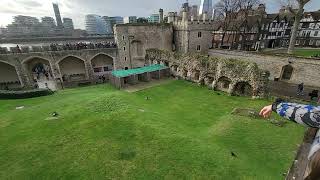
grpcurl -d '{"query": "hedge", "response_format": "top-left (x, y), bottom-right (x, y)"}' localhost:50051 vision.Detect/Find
top-left (0, 89), bottom-right (54, 99)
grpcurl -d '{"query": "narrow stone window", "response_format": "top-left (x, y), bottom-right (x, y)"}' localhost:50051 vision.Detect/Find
top-left (123, 47), bottom-right (126, 51)
top-left (197, 45), bottom-right (201, 51)
top-left (198, 32), bottom-right (202, 38)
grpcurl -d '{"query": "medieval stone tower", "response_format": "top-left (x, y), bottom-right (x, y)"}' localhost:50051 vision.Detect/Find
top-left (169, 6), bottom-right (215, 54)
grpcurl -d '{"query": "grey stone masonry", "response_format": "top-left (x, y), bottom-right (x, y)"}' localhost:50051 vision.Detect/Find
top-left (0, 48), bottom-right (117, 87)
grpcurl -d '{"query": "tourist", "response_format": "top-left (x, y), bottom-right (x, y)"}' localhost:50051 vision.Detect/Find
top-left (297, 83), bottom-right (305, 96)
top-left (260, 98), bottom-right (320, 180)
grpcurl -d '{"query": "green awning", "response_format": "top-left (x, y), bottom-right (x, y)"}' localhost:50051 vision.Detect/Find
top-left (112, 64), bottom-right (168, 78)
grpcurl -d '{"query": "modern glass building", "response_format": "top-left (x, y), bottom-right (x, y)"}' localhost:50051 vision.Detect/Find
top-left (148, 14), bottom-right (160, 23)
top-left (85, 14), bottom-right (108, 35)
top-left (102, 16), bottom-right (124, 34)
top-left (52, 3), bottom-right (63, 29)
top-left (63, 18), bottom-right (74, 30)
top-left (199, 0), bottom-right (213, 19)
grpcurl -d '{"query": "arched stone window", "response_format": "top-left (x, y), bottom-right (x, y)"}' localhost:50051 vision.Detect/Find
top-left (281, 64), bottom-right (293, 80)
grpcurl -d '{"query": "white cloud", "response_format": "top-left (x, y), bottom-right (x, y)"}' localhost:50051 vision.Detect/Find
top-left (0, 0), bottom-right (319, 29)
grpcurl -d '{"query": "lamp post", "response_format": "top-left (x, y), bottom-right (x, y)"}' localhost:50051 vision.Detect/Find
top-left (128, 35), bottom-right (135, 69)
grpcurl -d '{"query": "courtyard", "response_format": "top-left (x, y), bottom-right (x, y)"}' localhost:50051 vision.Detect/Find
top-left (0, 80), bottom-right (305, 179)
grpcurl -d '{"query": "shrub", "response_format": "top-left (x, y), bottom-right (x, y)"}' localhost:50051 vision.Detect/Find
top-left (0, 89), bottom-right (54, 99)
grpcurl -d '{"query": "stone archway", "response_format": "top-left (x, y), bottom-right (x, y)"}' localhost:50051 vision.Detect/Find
top-left (58, 56), bottom-right (87, 82)
top-left (22, 57), bottom-right (53, 82)
top-left (171, 65), bottom-right (178, 72)
top-left (233, 81), bottom-right (253, 96)
top-left (0, 61), bottom-right (21, 90)
top-left (181, 68), bottom-right (188, 78)
top-left (204, 73), bottom-right (215, 87)
top-left (90, 54), bottom-right (114, 77)
top-left (281, 64), bottom-right (293, 80)
top-left (192, 70), bottom-right (200, 81)
top-left (216, 76), bottom-right (231, 92)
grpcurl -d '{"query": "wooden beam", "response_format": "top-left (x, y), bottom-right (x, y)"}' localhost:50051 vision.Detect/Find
top-left (286, 128), bottom-right (318, 180)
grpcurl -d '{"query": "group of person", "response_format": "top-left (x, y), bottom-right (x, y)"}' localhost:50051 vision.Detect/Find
top-left (0, 41), bottom-right (117, 54)
top-left (297, 83), bottom-right (320, 103)
top-left (49, 41), bottom-right (116, 51)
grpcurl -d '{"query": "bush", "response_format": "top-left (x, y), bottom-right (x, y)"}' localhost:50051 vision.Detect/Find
top-left (0, 89), bottom-right (54, 99)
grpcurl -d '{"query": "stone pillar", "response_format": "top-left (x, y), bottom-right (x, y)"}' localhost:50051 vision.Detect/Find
top-left (212, 81), bottom-right (217, 90)
top-left (146, 72), bottom-right (151, 81)
top-left (228, 83), bottom-right (236, 95)
top-left (84, 60), bottom-right (94, 80)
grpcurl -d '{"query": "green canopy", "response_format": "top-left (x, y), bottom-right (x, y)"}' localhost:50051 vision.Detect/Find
top-left (112, 64), bottom-right (168, 78)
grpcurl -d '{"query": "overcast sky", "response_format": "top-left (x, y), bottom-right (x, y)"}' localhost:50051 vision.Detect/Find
top-left (0, 0), bottom-right (319, 29)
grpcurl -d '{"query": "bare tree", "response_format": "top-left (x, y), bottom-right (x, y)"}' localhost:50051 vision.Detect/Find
top-left (286, 0), bottom-right (311, 54)
top-left (214, 0), bottom-right (239, 47)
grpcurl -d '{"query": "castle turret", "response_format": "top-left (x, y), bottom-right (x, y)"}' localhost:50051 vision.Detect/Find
top-left (202, 12), bottom-right (208, 22)
top-left (159, 9), bottom-right (164, 23)
top-left (182, 9), bottom-right (188, 22)
top-left (168, 12), bottom-right (176, 23)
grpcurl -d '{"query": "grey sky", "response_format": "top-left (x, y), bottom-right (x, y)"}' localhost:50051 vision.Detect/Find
top-left (0, 0), bottom-right (319, 29)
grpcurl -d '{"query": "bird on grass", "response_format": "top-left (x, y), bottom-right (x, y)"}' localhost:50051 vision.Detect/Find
top-left (231, 151), bottom-right (238, 158)
top-left (52, 112), bottom-right (59, 117)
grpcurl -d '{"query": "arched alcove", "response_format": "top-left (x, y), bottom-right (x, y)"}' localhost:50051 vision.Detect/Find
top-left (216, 76), bottom-right (231, 92)
top-left (0, 61), bottom-right (21, 90)
top-left (22, 57), bottom-right (53, 81)
top-left (91, 54), bottom-right (114, 75)
top-left (58, 56), bottom-right (87, 82)
top-left (233, 81), bottom-right (253, 96)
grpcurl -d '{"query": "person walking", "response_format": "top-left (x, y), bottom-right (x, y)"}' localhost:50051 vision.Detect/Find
top-left (260, 98), bottom-right (320, 180)
top-left (297, 83), bottom-right (305, 96)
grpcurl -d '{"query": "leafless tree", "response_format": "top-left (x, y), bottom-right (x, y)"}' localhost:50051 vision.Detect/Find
top-left (286, 0), bottom-right (312, 54)
top-left (214, 0), bottom-right (239, 47)
top-left (214, 0), bottom-right (260, 48)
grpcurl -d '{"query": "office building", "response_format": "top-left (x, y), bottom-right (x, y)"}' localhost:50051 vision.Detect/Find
top-left (148, 14), bottom-right (160, 23)
top-left (124, 16), bottom-right (137, 24)
top-left (85, 14), bottom-right (108, 35)
top-left (41, 16), bottom-right (56, 28)
top-left (199, 0), bottom-right (213, 19)
top-left (63, 18), bottom-right (74, 30)
top-left (53, 3), bottom-right (63, 28)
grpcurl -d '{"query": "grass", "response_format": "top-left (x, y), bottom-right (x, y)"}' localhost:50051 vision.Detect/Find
top-left (0, 80), bottom-right (305, 179)
top-left (293, 48), bottom-right (320, 57)
top-left (262, 48), bottom-right (320, 58)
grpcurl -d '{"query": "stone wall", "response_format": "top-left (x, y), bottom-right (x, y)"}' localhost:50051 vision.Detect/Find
top-left (208, 49), bottom-right (320, 87)
top-left (0, 48), bottom-right (117, 88)
top-left (114, 24), bottom-right (173, 70)
top-left (146, 49), bottom-right (269, 97)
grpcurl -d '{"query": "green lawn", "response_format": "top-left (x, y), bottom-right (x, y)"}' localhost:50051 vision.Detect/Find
top-left (293, 48), bottom-right (320, 57)
top-left (0, 80), bottom-right (305, 179)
